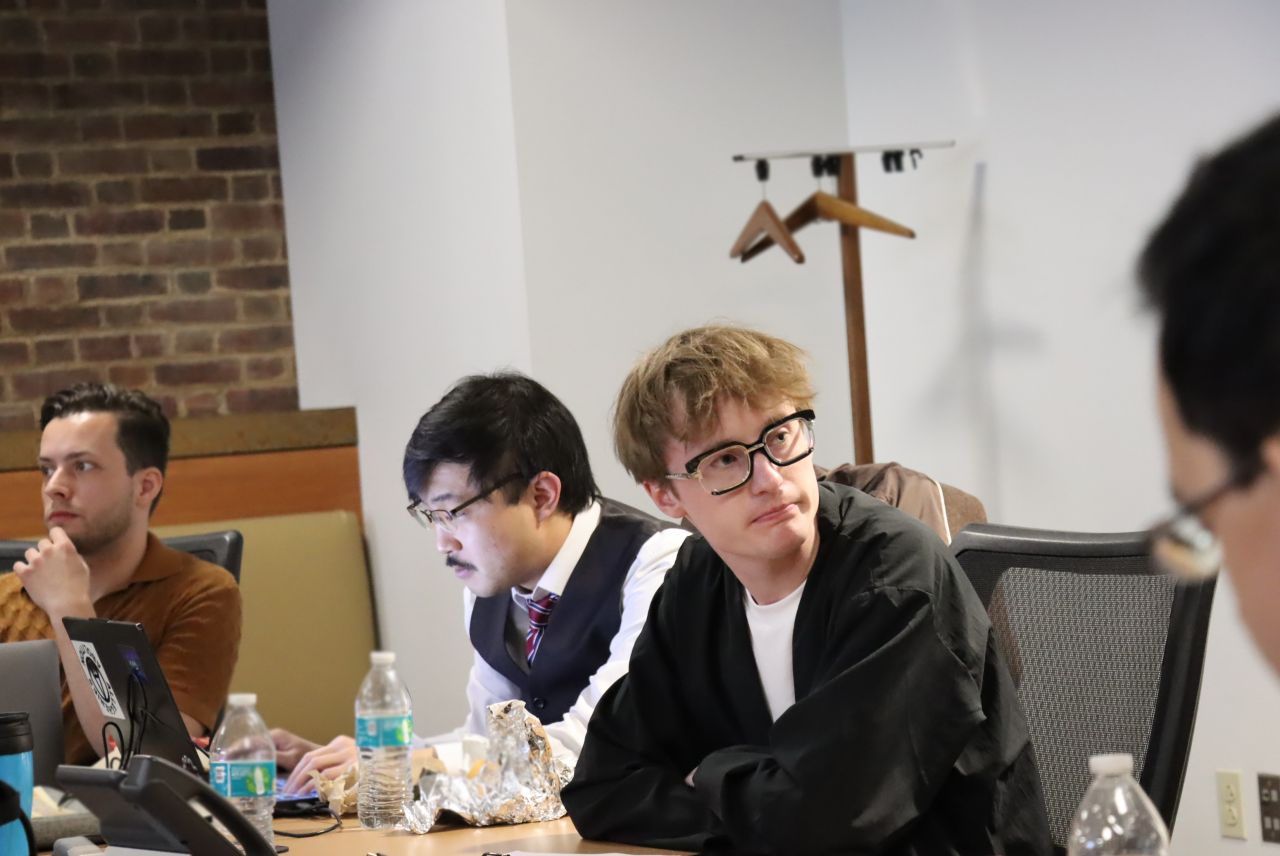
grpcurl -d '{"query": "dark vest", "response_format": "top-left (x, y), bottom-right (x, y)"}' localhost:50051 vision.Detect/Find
top-left (468, 498), bottom-right (666, 724)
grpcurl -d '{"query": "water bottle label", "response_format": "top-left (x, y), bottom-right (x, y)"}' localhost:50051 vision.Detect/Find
top-left (209, 761), bottom-right (275, 798)
top-left (355, 714), bottom-right (413, 748)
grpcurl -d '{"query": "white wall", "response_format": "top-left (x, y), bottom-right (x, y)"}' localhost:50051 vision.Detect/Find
top-left (269, 0), bottom-right (850, 734)
top-left (1179, 573), bottom-right (1280, 854)
top-left (504, 0), bottom-right (853, 508)
top-left (838, 1), bottom-right (1280, 850)
top-left (271, 2), bottom-right (1280, 847)
top-left (267, 0), bottom-right (532, 730)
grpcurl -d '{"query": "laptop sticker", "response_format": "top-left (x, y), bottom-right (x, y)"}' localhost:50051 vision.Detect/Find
top-left (72, 640), bottom-right (123, 719)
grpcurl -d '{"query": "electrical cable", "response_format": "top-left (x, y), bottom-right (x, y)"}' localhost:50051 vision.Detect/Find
top-left (273, 809), bottom-right (342, 838)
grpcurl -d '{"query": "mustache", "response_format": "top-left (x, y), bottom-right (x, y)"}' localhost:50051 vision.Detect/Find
top-left (445, 555), bottom-right (476, 572)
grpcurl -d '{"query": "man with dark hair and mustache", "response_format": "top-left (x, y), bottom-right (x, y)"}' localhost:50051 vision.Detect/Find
top-left (1140, 111), bottom-right (1280, 674)
top-left (1, 383), bottom-right (242, 765)
top-left (272, 372), bottom-right (687, 794)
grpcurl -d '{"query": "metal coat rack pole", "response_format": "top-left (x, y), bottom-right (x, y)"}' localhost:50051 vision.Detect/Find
top-left (731, 141), bottom-right (954, 464)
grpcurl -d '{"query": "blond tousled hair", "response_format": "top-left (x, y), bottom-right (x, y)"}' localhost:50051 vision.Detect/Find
top-left (613, 325), bottom-right (815, 483)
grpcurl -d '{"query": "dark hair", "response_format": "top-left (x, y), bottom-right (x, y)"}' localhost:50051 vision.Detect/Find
top-left (41, 382), bottom-right (170, 474)
top-left (1138, 112), bottom-right (1280, 472)
top-left (40, 383), bottom-right (170, 513)
top-left (402, 372), bottom-right (599, 514)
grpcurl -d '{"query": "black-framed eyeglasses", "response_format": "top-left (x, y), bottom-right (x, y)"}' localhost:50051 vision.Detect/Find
top-left (406, 471), bottom-right (526, 533)
top-left (666, 410), bottom-right (816, 496)
top-left (1148, 461), bottom-right (1262, 580)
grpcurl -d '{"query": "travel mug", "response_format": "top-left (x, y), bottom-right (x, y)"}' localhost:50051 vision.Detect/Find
top-left (0, 711), bottom-right (34, 856)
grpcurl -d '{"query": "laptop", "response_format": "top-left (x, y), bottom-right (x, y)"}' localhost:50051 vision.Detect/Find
top-left (60, 618), bottom-right (205, 775)
top-left (0, 639), bottom-right (64, 785)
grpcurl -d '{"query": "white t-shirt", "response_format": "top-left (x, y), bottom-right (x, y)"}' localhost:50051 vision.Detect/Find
top-left (743, 579), bottom-right (806, 722)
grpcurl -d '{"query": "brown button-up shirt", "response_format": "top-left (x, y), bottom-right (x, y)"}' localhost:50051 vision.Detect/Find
top-left (0, 533), bottom-right (242, 764)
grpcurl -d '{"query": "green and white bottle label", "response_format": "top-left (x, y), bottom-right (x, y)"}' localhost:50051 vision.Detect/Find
top-left (209, 761), bottom-right (275, 798)
top-left (356, 714), bottom-right (413, 748)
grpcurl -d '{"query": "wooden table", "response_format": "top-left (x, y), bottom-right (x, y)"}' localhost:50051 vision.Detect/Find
top-left (37, 816), bottom-right (684, 855)
top-left (273, 816), bottom-right (683, 855)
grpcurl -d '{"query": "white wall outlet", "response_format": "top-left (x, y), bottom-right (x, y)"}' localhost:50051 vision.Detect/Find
top-left (1219, 770), bottom-right (1247, 840)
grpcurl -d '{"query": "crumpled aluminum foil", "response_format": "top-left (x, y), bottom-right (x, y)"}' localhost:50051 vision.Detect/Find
top-left (401, 699), bottom-right (572, 833)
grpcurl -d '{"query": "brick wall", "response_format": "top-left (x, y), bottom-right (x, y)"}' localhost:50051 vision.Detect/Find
top-left (0, 0), bottom-right (298, 432)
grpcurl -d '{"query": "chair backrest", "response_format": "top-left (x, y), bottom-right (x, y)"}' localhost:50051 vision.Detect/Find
top-left (0, 530), bottom-right (243, 583)
top-left (156, 511), bottom-right (375, 743)
top-left (939, 482), bottom-right (987, 541)
top-left (818, 461), bottom-right (987, 544)
top-left (0, 542), bottom-right (28, 574)
top-left (160, 530), bottom-right (243, 583)
top-left (951, 523), bottom-right (1215, 851)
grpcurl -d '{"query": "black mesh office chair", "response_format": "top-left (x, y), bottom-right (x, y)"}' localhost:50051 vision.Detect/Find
top-left (155, 531), bottom-right (243, 583)
top-left (0, 530), bottom-right (243, 583)
top-left (951, 524), bottom-right (1215, 853)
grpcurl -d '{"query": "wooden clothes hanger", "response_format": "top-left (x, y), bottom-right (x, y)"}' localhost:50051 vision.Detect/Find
top-left (728, 142), bottom-right (954, 464)
top-left (728, 160), bottom-right (804, 263)
top-left (729, 199), bottom-right (804, 263)
top-left (741, 157), bottom-right (914, 263)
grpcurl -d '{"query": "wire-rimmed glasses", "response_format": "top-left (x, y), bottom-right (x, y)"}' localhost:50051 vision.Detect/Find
top-left (406, 471), bottom-right (525, 532)
top-left (666, 410), bottom-right (816, 496)
top-left (1148, 462), bottom-right (1261, 580)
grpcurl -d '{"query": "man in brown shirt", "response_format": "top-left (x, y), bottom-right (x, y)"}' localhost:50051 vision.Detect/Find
top-left (0, 383), bottom-right (241, 764)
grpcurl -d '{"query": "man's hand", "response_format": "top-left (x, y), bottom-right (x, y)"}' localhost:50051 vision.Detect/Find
top-left (277, 731), bottom-right (357, 796)
top-left (13, 527), bottom-right (92, 618)
top-left (271, 727), bottom-right (320, 770)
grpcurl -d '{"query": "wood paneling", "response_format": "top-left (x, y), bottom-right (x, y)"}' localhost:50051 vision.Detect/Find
top-left (0, 445), bottom-right (361, 538)
top-left (0, 407), bottom-right (356, 472)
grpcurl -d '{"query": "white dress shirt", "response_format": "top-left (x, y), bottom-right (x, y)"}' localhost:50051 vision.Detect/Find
top-left (422, 501), bottom-right (687, 765)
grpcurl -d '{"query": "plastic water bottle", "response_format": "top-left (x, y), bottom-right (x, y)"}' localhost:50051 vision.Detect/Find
top-left (1067, 753), bottom-right (1169, 856)
top-left (356, 650), bottom-right (414, 829)
top-left (209, 692), bottom-right (276, 848)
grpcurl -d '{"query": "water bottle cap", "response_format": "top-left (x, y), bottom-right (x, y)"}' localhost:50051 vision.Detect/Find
top-left (370, 650), bottom-right (396, 665)
top-left (227, 692), bottom-right (258, 707)
top-left (1088, 752), bottom-right (1134, 776)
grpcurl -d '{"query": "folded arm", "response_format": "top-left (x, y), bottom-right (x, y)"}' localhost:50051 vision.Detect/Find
top-left (561, 582), bottom-right (727, 852)
top-left (567, 584), bottom-right (986, 854)
top-left (692, 587), bottom-right (984, 853)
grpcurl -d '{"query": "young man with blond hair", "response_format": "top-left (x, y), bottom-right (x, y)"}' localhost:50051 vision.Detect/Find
top-left (562, 326), bottom-right (1050, 855)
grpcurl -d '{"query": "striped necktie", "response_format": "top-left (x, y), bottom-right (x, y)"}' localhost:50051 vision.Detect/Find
top-left (525, 592), bottom-right (560, 666)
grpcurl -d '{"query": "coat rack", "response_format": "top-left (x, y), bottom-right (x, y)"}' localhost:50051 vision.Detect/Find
top-left (730, 141), bottom-right (953, 464)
